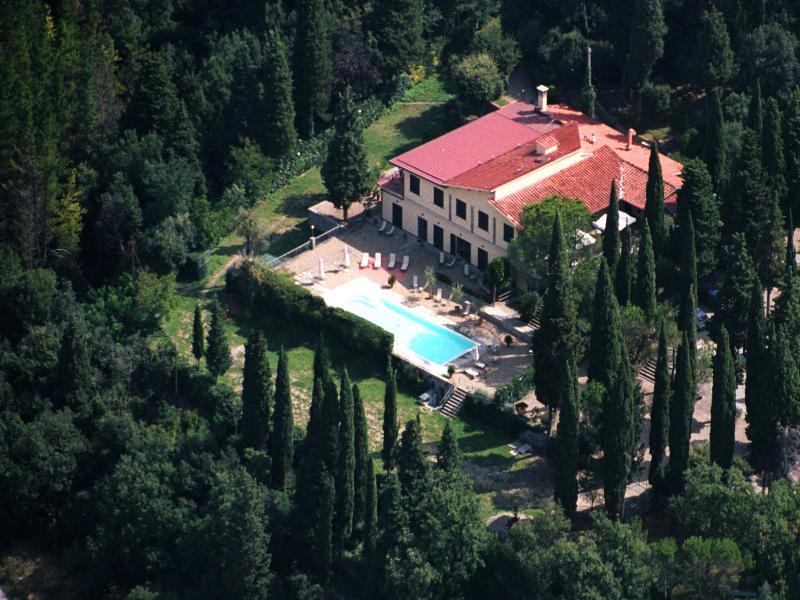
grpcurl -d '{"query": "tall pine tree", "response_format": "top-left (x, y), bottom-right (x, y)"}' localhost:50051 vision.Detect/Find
top-left (719, 234), bottom-right (757, 350)
top-left (603, 180), bottom-right (621, 279)
top-left (616, 228), bottom-right (633, 306)
top-left (271, 346), bottom-right (294, 490)
top-left (762, 98), bottom-right (787, 211)
top-left (785, 87), bottom-right (800, 219)
top-left (56, 314), bottom-right (93, 407)
top-left (554, 357), bottom-right (579, 518)
top-left (748, 79), bottom-right (764, 135)
top-left (316, 466), bottom-right (335, 582)
top-left (533, 211), bottom-right (577, 432)
top-left (633, 222), bottom-right (657, 321)
top-left (625, 0), bottom-right (667, 106)
top-left (436, 420), bottom-right (462, 479)
top-left (668, 331), bottom-right (695, 495)
top-left (603, 349), bottom-right (635, 521)
top-left (206, 303), bottom-right (232, 378)
top-left (321, 89), bottom-right (370, 221)
top-left (334, 368), bottom-right (355, 557)
top-left (293, 0), bottom-right (331, 137)
top-left (371, 0), bottom-right (424, 78)
top-left (645, 141), bottom-right (667, 261)
top-left (588, 258), bottom-right (623, 393)
top-left (241, 332), bottom-right (272, 451)
top-left (710, 325), bottom-right (736, 469)
top-left (261, 28), bottom-right (297, 156)
top-left (364, 457), bottom-right (378, 558)
top-left (745, 275), bottom-right (766, 455)
top-left (352, 383), bottom-right (370, 537)
top-left (675, 158), bottom-right (720, 278)
top-left (648, 322), bottom-right (670, 493)
top-left (192, 304), bottom-right (204, 364)
top-left (382, 357), bottom-right (398, 470)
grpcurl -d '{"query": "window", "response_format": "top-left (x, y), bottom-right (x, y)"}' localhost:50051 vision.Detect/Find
top-left (409, 174), bottom-right (420, 195)
top-left (456, 199), bottom-right (467, 219)
top-left (503, 224), bottom-right (515, 242)
top-left (478, 211), bottom-right (489, 231)
top-left (433, 187), bottom-right (444, 207)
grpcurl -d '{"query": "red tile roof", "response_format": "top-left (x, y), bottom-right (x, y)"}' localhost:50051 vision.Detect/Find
top-left (491, 145), bottom-right (678, 226)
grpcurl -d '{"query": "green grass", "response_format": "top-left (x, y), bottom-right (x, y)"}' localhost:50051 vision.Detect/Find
top-left (401, 71), bottom-right (456, 103)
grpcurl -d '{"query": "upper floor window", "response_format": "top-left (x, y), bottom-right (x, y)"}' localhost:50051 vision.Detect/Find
top-left (409, 174), bottom-right (420, 195)
top-left (433, 187), bottom-right (444, 207)
top-left (478, 211), bottom-right (489, 231)
top-left (503, 224), bottom-right (515, 242)
top-left (456, 199), bottom-right (467, 220)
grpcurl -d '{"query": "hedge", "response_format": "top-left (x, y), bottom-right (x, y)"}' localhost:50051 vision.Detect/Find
top-left (493, 366), bottom-right (535, 409)
top-left (226, 261), bottom-right (393, 357)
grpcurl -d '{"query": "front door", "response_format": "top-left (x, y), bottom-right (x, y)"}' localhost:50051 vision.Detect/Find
top-left (433, 225), bottom-right (443, 250)
top-left (417, 217), bottom-right (428, 243)
top-left (392, 203), bottom-right (403, 228)
top-left (450, 234), bottom-right (472, 263)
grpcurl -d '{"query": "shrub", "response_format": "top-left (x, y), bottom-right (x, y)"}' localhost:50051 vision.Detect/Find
top-left (641, 82), bottom-right (671, 120)
top-left (447, 364), bottom-right (456, 378)
top-left (517, 291), bottom-right (541, 323)
top-left (451, 53), bottom-right (503, 108)
top-left (388, 274), bottom-right (397, 288)
top-left (463, 392), bottom-right (529, 436)
top-left (226, 261), bottom-right (393, 357)
top-left (504, 334), bottom-right (513, 346)
top-left (492, 366), bottom-right (535, 410)
top-left (473, 20), bottom-right (520, 78)
top-left (179, 251), bottom-right (209, 282)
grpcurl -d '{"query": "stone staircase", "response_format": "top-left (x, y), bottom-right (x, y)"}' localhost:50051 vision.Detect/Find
top-left (440, 386), bottom-right (467, 418)
top-left (527, 305), bottom-right (543, 330)
top-left (638, 348), bottom-right (674, 384)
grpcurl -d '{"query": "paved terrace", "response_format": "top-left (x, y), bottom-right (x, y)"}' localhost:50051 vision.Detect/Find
top-left (279, 216), bottom-right (532, 391)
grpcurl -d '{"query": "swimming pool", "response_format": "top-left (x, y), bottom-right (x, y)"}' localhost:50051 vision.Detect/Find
top-left (327, 283), bottom-right (477, 366)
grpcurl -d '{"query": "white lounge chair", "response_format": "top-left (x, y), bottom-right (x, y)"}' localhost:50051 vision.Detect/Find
top-left (464, 368), bottom-right (480, 379)
top-left (446, 256), bottom-right (457, 268)
top-left (434, 288), bottom-right (442, 303)
top-left (400, 255), bottom-right (410, 271)
top-left (360, 253), bottom-right (369, 268)
top-left (385, 225), bottom-right (395, 235)
top-left (388, 253), bottom-right (396, 269)
top-left (439, 252), bottom-right (445, 265)
top-left (475, 361), bottom-right (487, 370)
top-left (377, 221), bottom-right (387, 233)
top-left (374, 253), bottom-right (382, 269)
top-left (412, 275), bottom-right (418, 291)
top-left (462, 301), bottom-right (472, 317)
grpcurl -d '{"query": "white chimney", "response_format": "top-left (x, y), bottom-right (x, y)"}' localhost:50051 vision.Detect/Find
top-left (536, 85), bottom-right (549, 112)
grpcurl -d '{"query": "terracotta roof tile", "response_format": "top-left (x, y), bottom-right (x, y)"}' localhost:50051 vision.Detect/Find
top-left (491, 145), bottom-right (677, 226)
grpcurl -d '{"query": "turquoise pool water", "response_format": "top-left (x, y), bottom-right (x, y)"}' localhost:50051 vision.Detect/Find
top-left (340, 294), bottom-right (477, 365)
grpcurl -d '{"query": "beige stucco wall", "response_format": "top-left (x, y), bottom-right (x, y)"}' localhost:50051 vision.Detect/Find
top-left (381, 170), bottom-right (518, 267)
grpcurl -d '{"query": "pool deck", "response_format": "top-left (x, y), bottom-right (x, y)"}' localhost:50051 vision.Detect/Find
top-left (279, 216), bottom-right (533, 391)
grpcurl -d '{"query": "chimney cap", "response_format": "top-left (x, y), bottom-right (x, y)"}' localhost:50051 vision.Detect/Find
top-left (536, 84), bottom-right (549, 93)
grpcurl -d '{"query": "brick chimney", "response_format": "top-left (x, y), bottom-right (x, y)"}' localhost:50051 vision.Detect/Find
top-left (536, 85), bottom-right (549, 112)
top-left (626, 128), bottom-right (636, 150)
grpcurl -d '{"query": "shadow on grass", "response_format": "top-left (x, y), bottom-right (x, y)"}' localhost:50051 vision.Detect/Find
top-left (279, 192), bottom-right (326, 218)
top-left (392, 104), bottom-right (461, 156)
top-left (216, 241), bottom-right (242, 257)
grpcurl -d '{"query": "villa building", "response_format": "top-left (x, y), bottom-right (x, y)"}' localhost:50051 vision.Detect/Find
top-left (379, 86), bottom-right (684, 270)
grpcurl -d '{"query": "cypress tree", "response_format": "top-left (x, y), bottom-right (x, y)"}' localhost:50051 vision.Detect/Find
top-left (710, 325), bottom-right (737, 469)
top-left (588, 258), bottom-right (623, 392)
top-left (745, 275), bottom-right (766, 444)
top-left (787, 209), bottom-right (796, 279)
top-left (382, 359), bottom-right (398, 470)
top-left (674, 158), bottom-right (720, 278)
top-left (785, 87), bottom-right (800, 219)
top-left (678, 283), bottom-right (698, 380)
top-left (205, 304), bottom-right (232, 378)
top-left (321, 89), bottom-right (370, 221)
top-left (316, 466), bottom-right (335, 582)
top-left (763, 98), bottom-right (787, 211)
top-left (771, 325), bottom-right (800, 427)
top-left (748, 324), bottom-right (780, 471)
top-left (668, 331), bottom-right (695, 495)
top-left (334, 368), bottom-right (355, 556)
top-left (308, 376), bottom-right (325, 455)
top-left (554, 356), bottom-right (579, 518)
top-left (603, 180), bottom-right (621, 278)
top-left (436, 420), bottom-right (462, 478)
top-left (748, 79), bottom-right (763, 136)
top-left (533, 211), bottom-right (577, 429)
top-left (364, 458), bottom-right (378, 558)
top-left (352, 383), bottom-right (369, 536)
top-left (648, 322), bottom-right (670, 492)
top-left (271, 346), bottom-right (294, 490)
top-left (603, 352), bottom-right (634, 521)
top-left (645, 141), bottom-right (666, 259)
top-left (397, 417), bottom-right (429, 515)
top-left (680, 211), bottom-right (698, 306)
top-left (192, 304), bottom-right (204, 363)
top-left (616, 228), bottom-right (633, 306)
top-left (321, 374), bottom-right (340, 472)
top-left (633, 222), bottom-right (657, 321)
top-left (625, 0), bottom-right (666, 102)
top-left (692, 7), bottom-right (734, 90)
top-left (719, 234), bottom-right (757, 350)
top-left (293, 0), bottom-right (331, 137)
top-left (704, 88), bottom-right (726, 190)
top-left (241, 332), bottom-right (272, 451)
top-left (261, 28), bottom-right (297, 157)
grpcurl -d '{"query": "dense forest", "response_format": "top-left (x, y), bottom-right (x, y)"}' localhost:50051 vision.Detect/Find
top-left (3, 0), bottom-right (800, 598)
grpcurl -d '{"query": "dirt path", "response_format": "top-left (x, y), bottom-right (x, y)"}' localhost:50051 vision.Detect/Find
top-left (201, 253), bottom-right (243, 293)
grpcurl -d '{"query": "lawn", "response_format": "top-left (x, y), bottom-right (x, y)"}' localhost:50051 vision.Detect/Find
top-left (401, 70), bottom-right (456, 103)
top-left (161, 90), bottom-right (545, 521)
